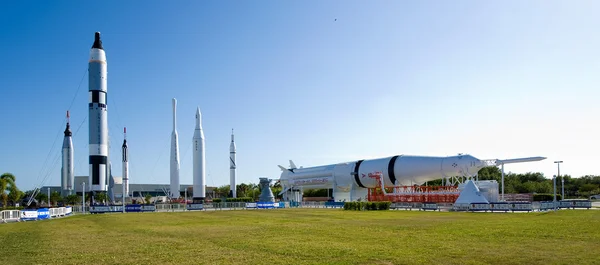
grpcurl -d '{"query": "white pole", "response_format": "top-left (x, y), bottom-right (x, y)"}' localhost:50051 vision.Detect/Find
top-left (553, 175), bottom-right (557, 211)
top-left (501, 163), bottom-right (505, 201)
top-left (82, 182), bottom-right (85, 214)
top-left (559, 163), bottom-right (563, 200)
top-left (122, 179), bottom-right (125, 213)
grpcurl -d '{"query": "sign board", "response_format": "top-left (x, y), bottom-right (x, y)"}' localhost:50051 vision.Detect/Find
top-left (246, 203), bottom-right (257, 209)
top-left (257, 202), bottom-right (276, 209)
top-left (511, 203), bottom-right (532, 211)
top-left (90, 206), bottom-right (124, 213)
top-left (559, 201), bottom-right (573, 208)
top-left (422, 203), bottom-right (438, 211)
top-left (469, 203), bottom-right (490, 211)
top-left (540, 201), bottom-right (555, 210)
top-left (490, 203), bottom-right (510, 212)
top-left (21, 210), bottom-right (39, 220)
top-left (186, 204), bottom-right (204, 211)
top-left (37, 208), bottom-right (50, 219)
top-left (125, 204), bottom-right (156, 212)
top-left (573, 201), bottom-right (592, 209)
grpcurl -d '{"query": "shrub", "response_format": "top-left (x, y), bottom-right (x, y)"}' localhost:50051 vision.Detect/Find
top-left (212, 198), bottom-right (222, 203)
top-left (225, 197), bottom-right (253, 203)
top-left (343, 201), bottom-right (391, 211)
top-left (378, 201), bottom-right (391, 210)
top-left (533, 194), bottom-right (562, 201)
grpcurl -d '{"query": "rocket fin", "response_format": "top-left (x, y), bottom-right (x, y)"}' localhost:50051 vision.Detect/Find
top-left (289, 160), bottom-right (297, 169)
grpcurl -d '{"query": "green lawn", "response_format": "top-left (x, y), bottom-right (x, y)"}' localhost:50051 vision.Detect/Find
top-left (1, 209), bottom-right (599, 265)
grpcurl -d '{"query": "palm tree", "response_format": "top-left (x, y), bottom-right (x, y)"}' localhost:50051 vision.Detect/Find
top-left (50, 191), bottom-right (62, 206)
top-left (64, 194), bottom-right (80, 205)
top-left (8, 186), bottom-right (24, 206)
top-left (1, 173), bottom-right (17, 208)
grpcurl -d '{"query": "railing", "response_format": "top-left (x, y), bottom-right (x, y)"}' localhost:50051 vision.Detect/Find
top-left (1, 207), bottom-right (73, 224)
top-left (1, 210), bottom-right (22, 223)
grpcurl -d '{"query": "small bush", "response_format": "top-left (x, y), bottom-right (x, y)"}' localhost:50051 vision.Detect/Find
top-left (225, 197), bottom-right (253, 203)
top-left (533, 194), bottom-right (562, 201)
top-left (343, 201), bottom-right (390, 211)
top-left (1, 206), bottom-right (24, 210)
top-left (212, 198), bottom-right (222, 203)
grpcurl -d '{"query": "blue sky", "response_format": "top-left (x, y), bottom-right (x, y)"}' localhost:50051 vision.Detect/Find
top-left (1, 1), bottom-right (599, 191)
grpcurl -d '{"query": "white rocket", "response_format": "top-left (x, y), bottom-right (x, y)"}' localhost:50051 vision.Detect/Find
top-left (192, 107), bottom-right (206, 201)
top-left (61, 111), bottom-right (74, 197)
top-left (88, 32), bottom-right (109, 192)
top-left (122, 127), bottom-right (129, 198)
top-left (229, 129), bottom-right (236, 198)
top-left (278, 154), bottom-right (546, 199)
top-left (170, 98), bottom-right (180, 199)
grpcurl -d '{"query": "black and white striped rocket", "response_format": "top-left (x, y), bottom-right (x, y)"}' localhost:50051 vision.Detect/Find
top-left (122, 127), bottom-right (129, 198)
top-left (229, 129), bottom-right (236, 198)
top-left (61, 111), bottom-right (74, 197)
top-left (170, 98), bottom-right (181, 199)
top-left (192, 107), bottom-right (205, 200)
top-left (88, 32), bottom-right (108, 192)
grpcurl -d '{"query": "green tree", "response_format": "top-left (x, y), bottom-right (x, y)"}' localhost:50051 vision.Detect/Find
top-left (236, 183), bottom-right (249, 198)
top-left (247, 183), bottom-right (259, 200)
top-left (50, 191), bottom-right (62, 206)
top-left (0, 173), bottom-right (17, 208)
top-left (64, 194), bottom-right (80, 205)
top-left (144, 193), bottom-right (152, 204)
top-left (94, 192), bottom-right (108, 204)
top-left (35, 192), bottom-right (48, 205)
top-left (8, 186), bottom-right (24, 206)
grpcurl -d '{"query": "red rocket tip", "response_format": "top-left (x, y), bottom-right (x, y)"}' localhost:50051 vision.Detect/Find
top-left (124, 127), bottom-right (127, 134)
top-left (66, 110), bottom-right (70, 118)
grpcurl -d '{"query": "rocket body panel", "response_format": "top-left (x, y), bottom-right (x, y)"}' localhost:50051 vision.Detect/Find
top-left (192, 108), bottom-right (205, 199)
top-left (280, 154), bottom-right (487, 191)
top-left (170, 99), bottom-right (180, 199)
top-left (88, 32), bottom-right (108, 192)
top-left (229, 131), bottom-right (236, 198)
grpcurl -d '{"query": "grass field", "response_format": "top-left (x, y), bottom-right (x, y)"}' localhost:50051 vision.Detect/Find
top-left (1, 209), bottom-right (599, 265)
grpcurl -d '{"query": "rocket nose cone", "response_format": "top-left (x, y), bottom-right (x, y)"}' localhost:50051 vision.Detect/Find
top-left (92, 32), bottom-right (103, 49)
top-left (196, 107), bottom-right (202, 124)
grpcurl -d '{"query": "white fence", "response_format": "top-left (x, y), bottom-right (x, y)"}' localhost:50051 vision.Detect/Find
top-left (0, 207), bottom-right (72, 224)
top-left (1, 210), bottom-right (22, 223)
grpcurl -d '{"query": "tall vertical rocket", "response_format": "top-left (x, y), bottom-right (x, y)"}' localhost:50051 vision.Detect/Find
top-left (61, 111), bottom-right (74, 197)
top-left (88, 32), bottom-right (108, 193)
top-left (122, 127), bottom-right (129, 199)
top-left (192, 107), bottom-right (205, 201)
top-left (170, 98), bottom-right (181, 199)
top-left (230, 129), bottom-right (236, 198)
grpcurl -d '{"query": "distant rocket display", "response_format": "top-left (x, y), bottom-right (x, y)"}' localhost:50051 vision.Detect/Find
top-left (170, 98), bottom-right (181, 199)
top-left (230, 129), bottom-right (236, 198)
top-left (88, 32), bottom-right (108, 192)
top-left (193, 107), bottom-right (206, 201)
top-left (122, 127), bottom-right (129, 198)
top-left (61, 111), bottom-right (74, 197)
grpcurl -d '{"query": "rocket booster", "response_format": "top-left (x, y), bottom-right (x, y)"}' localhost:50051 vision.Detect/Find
top-left (192, 107), bottom-right (205, 200)
top-left (279, 154), bottom-right (490, 190)
top-left (88, 32), bottom-right (108, 192)
top-left (61, 111), bottom-right (74, 197)
top-left (229, 129), bottom-right (236, 198)
top-left (122, 127), bottom-right (129, 198)
top-left (170, 98), bottom-right (181, 199)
